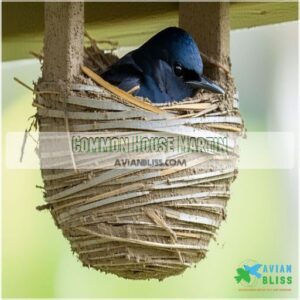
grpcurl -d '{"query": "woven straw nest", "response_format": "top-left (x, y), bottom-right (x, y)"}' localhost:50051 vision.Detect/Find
top-left (34, 39), bottom-right (244, 280)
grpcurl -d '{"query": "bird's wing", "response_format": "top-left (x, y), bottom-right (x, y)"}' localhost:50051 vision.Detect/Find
top-left (245, 264), bottom-right (261, 273)
top-left (244, 265), bottom-right (250, 271)
top-left (238, 268), bottom-right (251, 282)
top-left (253, 264), bottom-right (262, 271)
top-left (101, 53), bottom-right (143, 93)
top-left (250, 264), bottom-right (262, 278)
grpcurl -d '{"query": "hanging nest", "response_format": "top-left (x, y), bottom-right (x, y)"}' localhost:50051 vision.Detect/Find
top-left (33, 38), bottom-right (244, 280)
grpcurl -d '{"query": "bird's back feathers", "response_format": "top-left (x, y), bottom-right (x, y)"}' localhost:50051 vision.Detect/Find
top-left (101, 27), bottom-right (205, 103)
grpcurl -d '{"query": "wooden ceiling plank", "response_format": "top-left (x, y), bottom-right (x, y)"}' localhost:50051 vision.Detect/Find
top-left (230, 2), bottom-right (298, 30)
top-left (2, 2), bottom-right (298, 61)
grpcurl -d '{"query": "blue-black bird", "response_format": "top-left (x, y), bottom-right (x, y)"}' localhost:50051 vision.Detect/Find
top-left (101, 27), bottom-right (224, 103)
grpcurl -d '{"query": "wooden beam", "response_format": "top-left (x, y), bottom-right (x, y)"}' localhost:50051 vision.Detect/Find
top-left (231, 2), bottom-right (298, 30)
top-left (179, 2), bottom-right (230, 81)
top-left (43, 3), bottom-right (84, 82)
top-left (2, 2), bottom-right (298, 61)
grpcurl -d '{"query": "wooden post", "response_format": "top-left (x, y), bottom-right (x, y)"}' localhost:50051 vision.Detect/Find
top-left (179, 3), bottom-right (230, 81)
top-left (38, 3), bottom-right (84, 172)
top-left (42, 2), bottom-right (84, 82)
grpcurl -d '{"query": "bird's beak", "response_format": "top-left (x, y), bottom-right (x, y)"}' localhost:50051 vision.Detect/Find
top-left (186, 76), bottom-right (225, 94)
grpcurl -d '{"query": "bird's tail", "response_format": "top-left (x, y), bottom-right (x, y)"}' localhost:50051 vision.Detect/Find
top-left (235, 275), bottom-right (242, 283)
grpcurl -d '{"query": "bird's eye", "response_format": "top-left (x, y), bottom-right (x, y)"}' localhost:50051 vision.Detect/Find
top-left (174, 64), bottom-right (183, 77)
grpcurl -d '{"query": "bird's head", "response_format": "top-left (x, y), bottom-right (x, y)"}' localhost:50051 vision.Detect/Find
top-left (139, 27), bottom-right (224, 96)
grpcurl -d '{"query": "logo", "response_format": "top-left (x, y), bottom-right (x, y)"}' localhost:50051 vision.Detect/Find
top-left (234, 260), bottom-right (262, 287)
top-left (235, 260), bottom-right (293, 292)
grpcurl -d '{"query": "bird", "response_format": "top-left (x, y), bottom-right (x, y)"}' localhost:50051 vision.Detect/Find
top-left (244, 264), bottom-right (262, 278)
top-left (234, 268), bottom-right (251, 284)
top-left (100, 27), bottom-right (224, 104)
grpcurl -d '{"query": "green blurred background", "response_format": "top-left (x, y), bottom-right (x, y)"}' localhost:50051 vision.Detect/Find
top-left (2, 21), bottom-right (298, 298)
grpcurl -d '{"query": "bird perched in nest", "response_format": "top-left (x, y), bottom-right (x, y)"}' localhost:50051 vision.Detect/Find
top-left (101, 27), bottom-right (224, 104)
